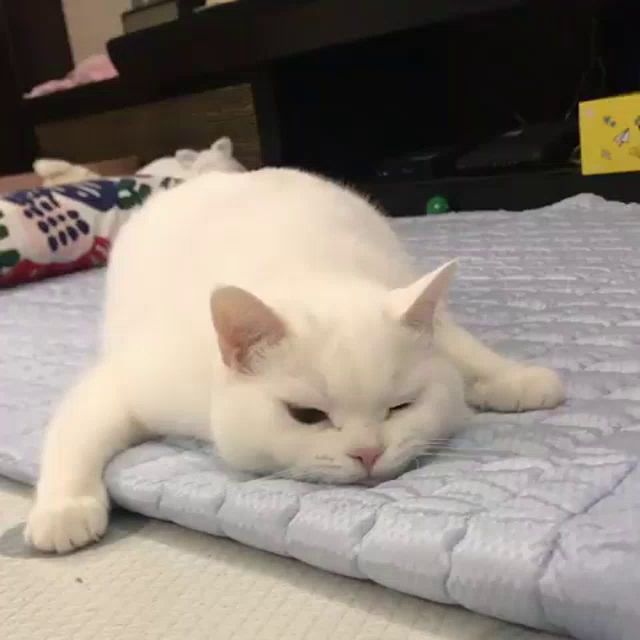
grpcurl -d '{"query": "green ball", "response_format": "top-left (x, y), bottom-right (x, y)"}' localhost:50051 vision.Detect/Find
top-left (426, 195), bottom-right (450, 214)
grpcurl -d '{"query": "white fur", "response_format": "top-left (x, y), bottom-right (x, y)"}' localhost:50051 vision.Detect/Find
top-left (34, 158), bottom-right (99, 186)
top-left (26, 168), bottom-right (565, 552)
top-left (139, 137), bottom-right (246, 180)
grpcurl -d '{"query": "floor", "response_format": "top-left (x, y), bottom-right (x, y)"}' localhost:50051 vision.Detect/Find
top-left (0, 479), bottom-right (568, 640)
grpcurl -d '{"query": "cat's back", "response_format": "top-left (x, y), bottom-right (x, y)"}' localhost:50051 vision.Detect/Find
top-left (105, 168), bottom-right (410, 345)
top-left (111, 167), bottom-right (407, 287)
top-left (142, 167), bottom-right (391, 247)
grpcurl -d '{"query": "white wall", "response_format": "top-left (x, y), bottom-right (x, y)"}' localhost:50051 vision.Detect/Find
top-left (62, 0), bottom-right (129, 63)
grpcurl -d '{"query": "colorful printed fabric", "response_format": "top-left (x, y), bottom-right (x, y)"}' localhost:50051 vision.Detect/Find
top-left (0, 176), bottom-right (178, 288)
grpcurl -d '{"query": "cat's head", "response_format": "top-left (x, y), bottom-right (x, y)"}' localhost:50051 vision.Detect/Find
top-left (209, 261), bottom-right (467, 484)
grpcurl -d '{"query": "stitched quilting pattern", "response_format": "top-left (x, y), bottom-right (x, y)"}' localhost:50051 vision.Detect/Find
top-left (1, 195), bottom-right (638, 640)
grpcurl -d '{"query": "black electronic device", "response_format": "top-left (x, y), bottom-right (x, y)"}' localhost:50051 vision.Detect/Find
top-left (456, 121), bottom-right (578, 174)
top-left (374, 146), bottom-right (461, 181)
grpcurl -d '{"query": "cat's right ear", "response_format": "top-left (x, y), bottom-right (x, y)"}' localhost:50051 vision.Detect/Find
top-left (211, 137), bottom-right (233, 157)
top-left (210, 286), bottom-right (287, 373)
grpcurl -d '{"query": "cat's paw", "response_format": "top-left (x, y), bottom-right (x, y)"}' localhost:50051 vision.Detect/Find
top-left (25, 494), bottom-right (109, 553)
top-left (467, 366), bottom-right (565, 413)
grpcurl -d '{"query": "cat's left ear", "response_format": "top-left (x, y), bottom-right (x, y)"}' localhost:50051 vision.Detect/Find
top-left (210, 286), bottom-right (287, 372)
top-left (387, 260), bottom-right (457, 331)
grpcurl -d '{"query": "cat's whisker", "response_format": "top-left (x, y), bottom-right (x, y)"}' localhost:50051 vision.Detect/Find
top-left (408, 439), bottom-right (510, 453)
top-left (426, 451), bottom-right (502, 458)
top-left (428, 446), bottom-right (509, 453)
top-left (253, 470), bottom-right (289, 482)
top-left (395, 442), bottom-right (510, 464)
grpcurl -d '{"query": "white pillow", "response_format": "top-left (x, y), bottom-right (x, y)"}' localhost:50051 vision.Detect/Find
top-left (33, 159), bottom-right (99, 186)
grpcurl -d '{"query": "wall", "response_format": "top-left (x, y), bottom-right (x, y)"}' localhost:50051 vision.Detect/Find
top-left (62, 0), bottom-right (128, 63)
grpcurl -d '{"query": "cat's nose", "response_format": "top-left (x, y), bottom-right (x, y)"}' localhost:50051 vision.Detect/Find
top-left (348, 447), bottom-right (384, 472)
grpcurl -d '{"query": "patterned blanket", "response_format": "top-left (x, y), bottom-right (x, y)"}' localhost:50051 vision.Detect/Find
top-left (0, 176), bottom-right (178, 287)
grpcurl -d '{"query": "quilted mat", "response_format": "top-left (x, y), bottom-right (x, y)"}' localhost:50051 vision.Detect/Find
top-left (1, 194), bottom-right (639, 640)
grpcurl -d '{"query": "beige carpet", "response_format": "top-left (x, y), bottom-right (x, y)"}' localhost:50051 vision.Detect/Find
top-left (0, 478), bottom-right (567, 640)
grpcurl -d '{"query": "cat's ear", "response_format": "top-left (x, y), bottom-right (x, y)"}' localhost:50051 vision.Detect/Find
top-left (387, 260), bottom-right (457, 331)
top-left (210, 286), bottom-right (287, 372)
top-left (211, 137), bottom-right (233, 157)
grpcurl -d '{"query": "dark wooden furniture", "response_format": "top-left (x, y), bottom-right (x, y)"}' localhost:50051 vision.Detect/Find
top-left (0, 0), bottom-right (71, 174)
top-left (33, 84), bottom-right (262, 170)
top-left (6, 0), bottom-right (640, 214)
top-left (16, 0), bottom-right (526, 184)
top-left (108, 0), bottom-right (521, 81)
top-left (107, 0), bottom-right (523, 168)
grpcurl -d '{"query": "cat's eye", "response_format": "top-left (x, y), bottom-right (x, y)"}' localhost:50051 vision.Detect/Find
top-left (286, 404), bottom-right (328, 425)
top-left (387, 402), bottom-right (413, 417)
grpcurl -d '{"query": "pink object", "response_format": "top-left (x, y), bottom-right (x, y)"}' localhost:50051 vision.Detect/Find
top-left (24, 54), bottom-right (119, 99)
top-left (348, 447), bottom-right (384, 473)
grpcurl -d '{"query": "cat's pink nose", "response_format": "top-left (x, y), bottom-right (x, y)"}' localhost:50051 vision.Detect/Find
top-left (348, 447), bottom-right (384, 472)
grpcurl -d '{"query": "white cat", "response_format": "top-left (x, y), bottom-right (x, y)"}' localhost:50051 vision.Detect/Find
top-left (26, 168), bottom-right (565, 553)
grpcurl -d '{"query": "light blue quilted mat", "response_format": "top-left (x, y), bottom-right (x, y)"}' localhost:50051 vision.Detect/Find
top-left (1, 195), bottom-right (638, 640)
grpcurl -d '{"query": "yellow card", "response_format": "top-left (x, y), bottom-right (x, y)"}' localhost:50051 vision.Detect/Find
top-left (579, 93), bottom-right (640, 175)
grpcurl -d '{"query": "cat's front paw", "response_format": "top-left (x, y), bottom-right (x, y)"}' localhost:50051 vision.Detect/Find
top-left (25, 493), bottom-right (109, 553)
top-left (467, 366), bottom-right (565, 413)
